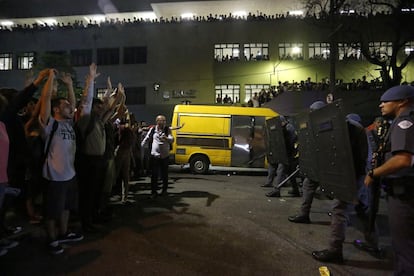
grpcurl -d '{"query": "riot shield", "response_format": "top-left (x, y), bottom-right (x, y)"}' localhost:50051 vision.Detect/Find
top-left (264, 116), bottom-right (289, 166)
top-left (309, 100), bottom-right (357, 203)
top-left (293, 111), bottom-right (320, 182)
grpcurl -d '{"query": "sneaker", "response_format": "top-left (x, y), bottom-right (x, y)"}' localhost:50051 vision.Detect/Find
top-left (0, 239), bottom-right (19, 249)
top-left (57, 232), bottom-right (84, 243)
top-left (4, 226), bottom-right (23, 236)
top-left (0, 247), bottom-right (8, 257)
top-left (48, 241), bottom-right (64, 255)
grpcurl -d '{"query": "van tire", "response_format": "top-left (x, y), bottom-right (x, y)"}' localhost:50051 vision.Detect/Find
top-left (190, 155), bottom-right (210, 174)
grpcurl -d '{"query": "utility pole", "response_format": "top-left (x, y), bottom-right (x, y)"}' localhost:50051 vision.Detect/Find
top-left (328, 0), bottom-right (339, 97)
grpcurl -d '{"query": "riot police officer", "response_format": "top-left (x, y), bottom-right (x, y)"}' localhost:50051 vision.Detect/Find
top-left (265, 115), bottom-right (300, 197)
top-left (364, 85), bottom-right (414, 275)
top-left (289, 100), bottom-right (369, 263)
top-left (288, 101), bottom-right (326, 223)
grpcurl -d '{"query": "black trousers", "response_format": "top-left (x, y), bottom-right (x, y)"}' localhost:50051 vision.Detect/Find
top-left (76, 154), bottom-right (106, 227)
top-left (150, 156), bottom-right (169, 194)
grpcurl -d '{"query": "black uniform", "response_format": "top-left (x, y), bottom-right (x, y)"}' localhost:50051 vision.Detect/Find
top-left (383, 107), bottom-right (414, 275)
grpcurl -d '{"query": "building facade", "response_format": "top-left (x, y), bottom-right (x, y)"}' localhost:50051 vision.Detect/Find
top-left (0, 14), bottom-right (413, 120)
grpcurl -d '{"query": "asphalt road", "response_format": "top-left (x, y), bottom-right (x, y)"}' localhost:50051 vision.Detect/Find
top-left (1, 167), bottom-right (393, 275)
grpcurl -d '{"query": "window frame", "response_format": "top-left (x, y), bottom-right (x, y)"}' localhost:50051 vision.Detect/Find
top-left (17, 52), bottom-right (35, 70)
top-left (308, 42), bottom-right (330, 60)
top-left (214, 43), bottom-right (240, 62)
top-left (70, 49), bottom-right (93, 67)
top-left (123, 46), bottom-right (147, 64)
top-left (369, 41), bottom-right (393, 60)
top-left (243, 43), bottom-right (269, 61)
top-left (97, 47), bottom-right (120, 65)
top-left (215, 84), bottom-right (240, 104)
top-left (278, 43), bottom-right (303, 60)
top-left (245, 84), bottom-right (270, 103)
top-left (338, 42), bottom-right (363, 61)
top-left (0, 53), bottom-right (13, 71)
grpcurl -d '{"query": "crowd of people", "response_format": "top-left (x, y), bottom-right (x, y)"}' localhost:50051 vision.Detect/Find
top-left (1, 61), bottom-right (414, 274)
top-left (0, 9), bottom-right (400, 33)
top-left (216, 76), bottom-right (387, 108)
top-left (0, 63), bottom-right (173, 255)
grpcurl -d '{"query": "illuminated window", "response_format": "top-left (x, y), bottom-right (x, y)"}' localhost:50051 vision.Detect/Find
top-left (17, 52), bottom-right (35, 70)
top-left (70, 49), bottom-right (92, 67)
top-left (245, 84), bottom-right (270, 103)
top-left (97, 48), bottom-right (120, 65)
top-left (404, 41), bottom-right (414, 55)
top-left (243, 43), bottom-right (269, 61)
top-left (123, 46), bottom-right (147, 64)
top-left (214, 44), bottom-right (240, 62)
top-left (278, 43), bottom-right (303, 60)
top-left (338, 43), bottom-right (363, 60)
top-left (308, 42), bottom-right (330, 60)
top-left (0, 53), bottom-right (12, 70)
top-left (369, 42), bottom-right (392, 60)
top-left (215, 84), bottom-right (240, 104)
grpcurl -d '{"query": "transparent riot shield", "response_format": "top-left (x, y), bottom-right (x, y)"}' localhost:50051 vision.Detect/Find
top-left (309, 100), bottom-right (357, 203)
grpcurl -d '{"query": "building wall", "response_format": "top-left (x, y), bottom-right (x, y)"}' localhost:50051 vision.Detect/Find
top-left (0, 18), bottom-right (413, 107)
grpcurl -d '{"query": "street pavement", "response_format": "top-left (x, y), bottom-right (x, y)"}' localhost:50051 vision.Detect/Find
top-left (1, 166), bottom-right (393, 275)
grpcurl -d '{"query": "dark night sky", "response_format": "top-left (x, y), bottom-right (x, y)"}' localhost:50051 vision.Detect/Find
top-left (0, 0), bottom-right (214, 19)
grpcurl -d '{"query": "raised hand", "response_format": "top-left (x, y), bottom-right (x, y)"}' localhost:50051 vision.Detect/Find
top-left (33, 68), bottom-right (52, 87)
top-left (89, 62), bottom-right (100, 80)
top-left (60, 72), bottom-right (73, 86)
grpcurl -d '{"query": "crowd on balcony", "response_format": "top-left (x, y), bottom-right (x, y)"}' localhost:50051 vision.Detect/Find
top-left (0, 9), bottom-right (407, 33)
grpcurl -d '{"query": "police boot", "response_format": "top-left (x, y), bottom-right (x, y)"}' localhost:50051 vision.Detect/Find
top-left (353, 239), bottom-right (385, 259)
top-left (312, 249), bottom-right (344, 263)
top-left (266, 189), bottom-right (280, 197)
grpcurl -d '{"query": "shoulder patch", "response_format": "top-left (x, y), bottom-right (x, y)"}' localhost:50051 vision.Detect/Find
top-left (397, 120), bottom-right (413, 129)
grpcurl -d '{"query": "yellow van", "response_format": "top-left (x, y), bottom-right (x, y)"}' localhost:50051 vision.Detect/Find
top-left (170, 105), bottom-right (278, 174)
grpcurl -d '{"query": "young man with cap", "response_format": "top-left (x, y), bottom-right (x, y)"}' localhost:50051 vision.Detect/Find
top-left (364, 85), bottom-right (414, 275)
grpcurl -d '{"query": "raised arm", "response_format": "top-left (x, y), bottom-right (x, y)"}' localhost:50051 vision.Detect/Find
top-left (109, 84), bottom-right (127, 122)
top-left (8, 68), bottom-right (50, 116)
top-left (103, 82), bottom-right (126, 123)
top-left (103, 76), bottom-right (114, 98)
top-left (39, 69), bottom-right (56, 125)
top-left (60, 72), bottom-right (75, 109)
top-left (79, 63), bottom-right (99, 117)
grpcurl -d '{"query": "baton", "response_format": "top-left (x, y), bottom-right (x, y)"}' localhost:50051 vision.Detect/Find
top-left (276, 166), bottom-right (300, 189)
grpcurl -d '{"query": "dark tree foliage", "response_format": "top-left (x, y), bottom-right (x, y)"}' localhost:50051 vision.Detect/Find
top-left (302, 0), bottom-right (414, 88)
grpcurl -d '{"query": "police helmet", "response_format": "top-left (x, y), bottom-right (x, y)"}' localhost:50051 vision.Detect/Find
top-left (346, 113), bottom-right (362, 123)
top-left (309, 101), bottom-right (326, 111)
top-left (380, 85), bottom-right (414, 102)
